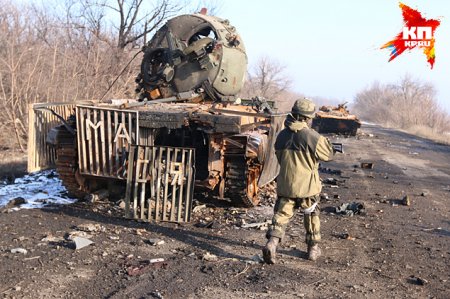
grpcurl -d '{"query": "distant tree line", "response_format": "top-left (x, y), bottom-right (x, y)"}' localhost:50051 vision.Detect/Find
top-left (353, 76), bottom-right (450, 133)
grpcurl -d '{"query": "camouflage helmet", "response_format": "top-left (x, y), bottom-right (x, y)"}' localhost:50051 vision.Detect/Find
top-left (291, 98), bottom-right (315, 118)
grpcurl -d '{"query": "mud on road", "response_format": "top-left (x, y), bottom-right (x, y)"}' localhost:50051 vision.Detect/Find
top-left (1, 124), bottom-right (449, 299)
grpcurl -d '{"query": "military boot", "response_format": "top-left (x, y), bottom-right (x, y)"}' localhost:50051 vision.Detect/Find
top-left (262, 237), bottom-right (279, 264)
top-left (307, 244), bottom-right (321, 261)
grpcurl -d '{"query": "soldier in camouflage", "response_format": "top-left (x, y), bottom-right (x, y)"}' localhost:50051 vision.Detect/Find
top-left (263, 98), bottom-right (334, 263)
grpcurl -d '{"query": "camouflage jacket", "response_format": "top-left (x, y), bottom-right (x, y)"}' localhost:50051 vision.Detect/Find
top-left (274, 116), bottom-right (334, 198)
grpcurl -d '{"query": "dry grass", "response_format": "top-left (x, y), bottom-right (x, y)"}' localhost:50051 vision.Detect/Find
top-left (404, 125), bottom-right (450, 145)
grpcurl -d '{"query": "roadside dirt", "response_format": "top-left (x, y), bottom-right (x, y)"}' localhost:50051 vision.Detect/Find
top-left (1, 124), bottom-right (449, 299)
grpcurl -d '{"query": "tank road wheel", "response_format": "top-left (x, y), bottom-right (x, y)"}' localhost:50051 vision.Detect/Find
top-left (224, 157), bottom-right (261, 207)
top-left (55, 127), bottom-right (88, 199)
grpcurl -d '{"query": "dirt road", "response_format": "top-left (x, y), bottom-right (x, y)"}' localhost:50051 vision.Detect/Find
top-left (1, 124), bottom-right (449, 299)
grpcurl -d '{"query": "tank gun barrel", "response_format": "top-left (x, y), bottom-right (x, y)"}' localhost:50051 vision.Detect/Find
top-left (119, 90), bottom-right (200, 109)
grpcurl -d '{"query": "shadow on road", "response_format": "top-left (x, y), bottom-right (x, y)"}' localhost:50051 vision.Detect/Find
top-left (42, 203), bottom-right (264, 261)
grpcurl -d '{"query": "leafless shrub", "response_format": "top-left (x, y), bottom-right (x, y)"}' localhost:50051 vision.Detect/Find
top-left (353, 76), bottom-right (450, 134)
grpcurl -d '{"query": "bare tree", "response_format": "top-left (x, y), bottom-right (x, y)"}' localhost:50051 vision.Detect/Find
top-left (62, 0), bottom-right (181, 49)
top-left (240, 56), bottom-right (292, 100)
top-left (353, 76), bottom-right (450, 132)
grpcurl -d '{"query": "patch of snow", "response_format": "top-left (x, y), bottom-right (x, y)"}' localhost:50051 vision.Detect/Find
top-left (0, 170), bottom-right (76, 209)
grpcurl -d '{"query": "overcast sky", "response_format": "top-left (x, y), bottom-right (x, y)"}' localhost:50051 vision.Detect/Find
top-left (191, 0), bottom-right (450, 111)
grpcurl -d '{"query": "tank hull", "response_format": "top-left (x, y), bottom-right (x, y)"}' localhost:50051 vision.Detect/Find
top-left (312, 116), bottom-right (361, 136)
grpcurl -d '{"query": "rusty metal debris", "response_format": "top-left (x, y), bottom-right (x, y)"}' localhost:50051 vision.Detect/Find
top-left (335, 233), bottom-right (356, 241)
top-left (126, 259), bottom-right (168, 276)
top-left (312, 103), bottom-right (361, 136)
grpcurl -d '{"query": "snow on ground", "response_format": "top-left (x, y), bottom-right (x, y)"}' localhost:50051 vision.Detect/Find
top-left (0, 170), bottom-right (76, 209)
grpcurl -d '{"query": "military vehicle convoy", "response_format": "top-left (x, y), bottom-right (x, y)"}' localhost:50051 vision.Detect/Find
top-left (40, 12), bottom-right (284, 219)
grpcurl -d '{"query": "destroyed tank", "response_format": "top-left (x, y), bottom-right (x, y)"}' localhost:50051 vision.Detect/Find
top-left (38, 12), bottom-right (285, 220)
top-left (311, 103), bottom-right (361, 136)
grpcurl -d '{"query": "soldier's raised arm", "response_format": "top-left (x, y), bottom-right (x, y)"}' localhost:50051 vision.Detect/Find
top-left (315, 135), bottom-right (334, 162)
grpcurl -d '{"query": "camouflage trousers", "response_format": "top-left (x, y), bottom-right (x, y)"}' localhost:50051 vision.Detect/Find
top-left (266, 195), bottom-right (321, 246)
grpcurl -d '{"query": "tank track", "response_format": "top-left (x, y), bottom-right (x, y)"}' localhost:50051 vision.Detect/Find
top-left (55, 127), bottom-right (87, 199)
top-left (224, 150), bottom-right (260, 208)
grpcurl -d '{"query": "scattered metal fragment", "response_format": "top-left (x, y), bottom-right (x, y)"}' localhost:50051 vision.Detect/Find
top-left (320, 193), bottom-right (329, 200)
top-left (408, 275), bottom-right (428, 286)
top-left (86, 189), bottom-right (109, 202)
top-left (41, 235), bottom-right (63, 242)
top-left (135, 228), bottom-right (147, 236)
top-left (240, 220), bottom-right (271, 229)
top-left (192, 204), bottom-right (207, 213)
top-left (245, 254), bottom-right (264, 264)
top-left (23, 256), bottom-right (41, 261)
top-left (75, 223), bottom-right (104, 232)
top-left (126, 259), bottom-right (167, 276)
top-left (148, 239), bottom-right (165, 246)
top-left (73, 236), bottom-right (94, 250)
top-left (202, 252), bottom-right (218, 262)
top-left (319, 167), bottom-right (342, 175)
top-left (402, 195), bottom-right (411, 206)
top-left (342, 233), bottom-right (356, 240)
top-left (323, 178), bottom-right (339, 185)
top-left (150, 291), bottom-right (164, 299)
top-left (195, 220), bottom-right (221, 229)
top-left (360, 162), bottom-right (374, 169)
top-left (10, 248), bottom-right (28, 254)
top-left (335, 202), bottom-right (365, 216)
top-left (66, 231), bottom-right (92, 241)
